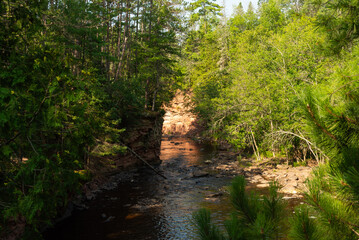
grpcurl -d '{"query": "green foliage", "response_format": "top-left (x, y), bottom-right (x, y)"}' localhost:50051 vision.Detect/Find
top-left (0, 0), bottom-right (182, 237)
top-left (307, 0), bottom-right (359, 52)
top-left (224, 213), bottom-right (245, 240)
top-left (230, 176), bottom-right (258, 223)
top-left (289, 206), bottom-right (321, 240)
top-left (293, 161), bottom-right (307, 167)
top-left (193, 176), bottom-right (286, 240)
top-left (301, 44), bottom-right (359, 167)
top-left (193, 209), bottom-right (226, 240)
top-left (92, 143), bottom-right (127, 157)
top-left (188, 0), bottom-right (359, 239)
top-left (291, 44), bottom-right (359, 238)
top-left (4, 156), bottom-right (80, 225)
top-left (259, 0), bottom-right (287, 31)
top-left (183, 0), bottom-right (335, 160)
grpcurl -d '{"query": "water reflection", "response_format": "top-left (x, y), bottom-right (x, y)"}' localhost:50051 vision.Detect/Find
top-left (146, 137), bottom-right (233, 239)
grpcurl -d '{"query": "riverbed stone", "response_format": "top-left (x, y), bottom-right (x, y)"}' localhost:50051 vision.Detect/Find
top-left (86, 193), bottom-right (95, 201)
top-left (276, 164), bottom-right (289, 170)
top-left (205, 192), bottom-right (223, 198)
top-left (204, 197), bottom-right (220, 202)
top-left (191, 170), bottom-right (209, 178)
top-left (104, 216), bottom-right (115, 222)
top-left (256, 183), bottom-right (270, 188)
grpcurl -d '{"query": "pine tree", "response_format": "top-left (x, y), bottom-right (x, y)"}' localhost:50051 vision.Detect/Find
top-left (289, 44), bottom-right (359, 240)
top-left (193, 176), bottom-right (286, 240)
top-left (307, 0), bottom-right (359, 52)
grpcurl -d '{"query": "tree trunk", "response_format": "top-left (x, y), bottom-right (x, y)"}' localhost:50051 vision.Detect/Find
top-left (114, 0), bottom-right (130, 81)
top-left (250, 129), bottom-right (260, 160)
top-left (152, 74), bottom-right (160, 111)
top-left (145, 78), bottom-right (150, 109)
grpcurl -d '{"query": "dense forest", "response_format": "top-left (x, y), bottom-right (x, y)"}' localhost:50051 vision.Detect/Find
top-left (0, 0), bottom-right (182, 238)
top-left (188, 0), bottom-right (359, 239)
top-left (1, 0), bottom-right (359, 239)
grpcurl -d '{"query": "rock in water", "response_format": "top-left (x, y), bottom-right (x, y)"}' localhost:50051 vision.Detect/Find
top-left (192, 170), bottom-right (209, 178)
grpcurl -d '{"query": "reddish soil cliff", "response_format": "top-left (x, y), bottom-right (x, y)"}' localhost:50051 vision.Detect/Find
top-left (162, 90), bottom-right (201, 137)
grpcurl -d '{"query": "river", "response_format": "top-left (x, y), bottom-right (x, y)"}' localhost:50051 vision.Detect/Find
top-left (44, 137), bottom-right (236, 240)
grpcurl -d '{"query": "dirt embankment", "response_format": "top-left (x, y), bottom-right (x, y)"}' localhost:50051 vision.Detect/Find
top-left (242, 159), bottom-right (313, 196)
top-left (162, 90), bottom-right (203, 137)
top-left (201, 152), bottom-right (313, 197)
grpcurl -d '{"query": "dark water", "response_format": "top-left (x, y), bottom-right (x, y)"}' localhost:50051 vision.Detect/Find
top-left (44, 137), bottom-right (235, 240)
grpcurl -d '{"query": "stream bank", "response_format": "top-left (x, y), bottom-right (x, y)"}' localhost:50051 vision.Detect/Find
top-left (43, 89), bottom-right (314, 239)
top-left (161, 90), bottom-right (313, 197)
top-left (44, 137), bottom-right (312, 240)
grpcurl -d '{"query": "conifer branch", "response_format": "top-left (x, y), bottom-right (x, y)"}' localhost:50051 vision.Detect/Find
top-left (0, 80), bottom-right (51, 148)
top-left (325, 107), bottom-right (358, 125)
top-left (349, 226), bottom-right (359, 237)
top-left (306, 104), bottom-right (337, 141)
top-left (328, 78), bottom-right (359, 101)
top-left (307, 191), bottom-right (359, 232)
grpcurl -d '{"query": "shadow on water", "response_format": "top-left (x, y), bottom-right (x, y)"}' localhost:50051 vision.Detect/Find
top-left (44, 137), bottom-right (302, 240)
